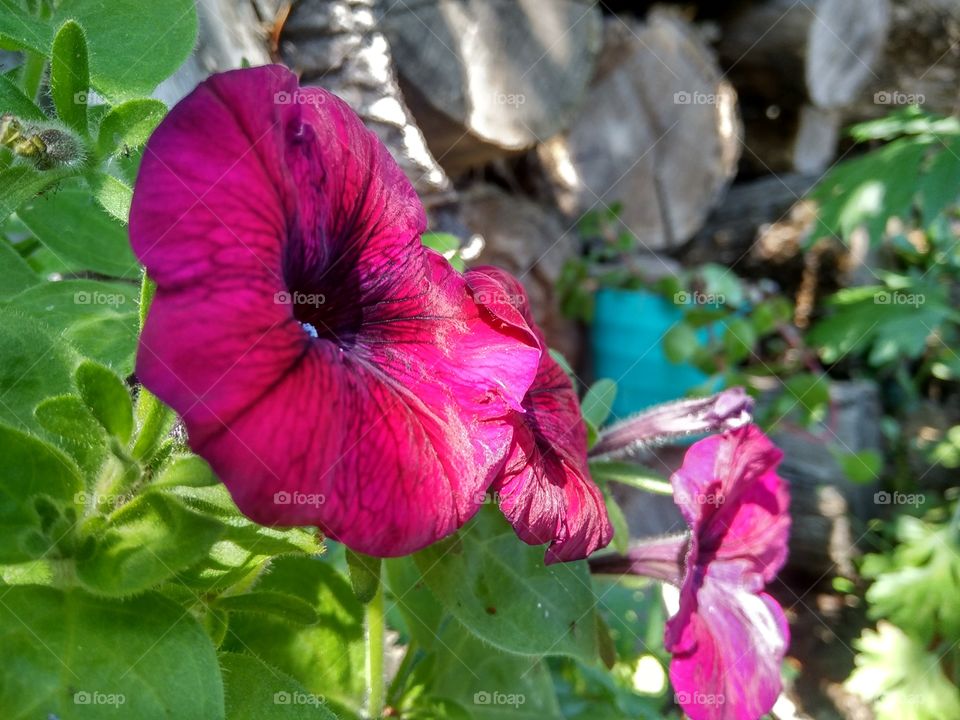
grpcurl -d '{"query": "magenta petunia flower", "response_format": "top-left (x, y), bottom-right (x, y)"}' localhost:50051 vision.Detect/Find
top-left (130, 66), bottom-right (541, 557)
top-left (466, 267), bottom-right (612, 563)
top-left (591, 425), bottom-right (790, 720)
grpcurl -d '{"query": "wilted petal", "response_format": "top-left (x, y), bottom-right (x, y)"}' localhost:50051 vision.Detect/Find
top-left (590, 388), bottom-right (754, 459)
top-left (467, 267), bottom-right (612, 563)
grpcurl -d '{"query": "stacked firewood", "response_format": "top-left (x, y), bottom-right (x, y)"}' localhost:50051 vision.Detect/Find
top-left (161, 0), bottom-right (959, 580)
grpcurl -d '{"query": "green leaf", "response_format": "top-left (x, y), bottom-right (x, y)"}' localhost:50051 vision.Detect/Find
top-left (846, 621), bottom-right (960, 720)
top-left (429, 622), bottom-right (565, 720)
top-left (0, 165), bottom-right (77, 221)
top-left (662, 323), bottom-right (698, 364)
top-left (811, 137), bottom-right (930, 244)
top-left (0, 0), bottom-right (48, 55)
top-left (76, 360), bottom-right (133, 442)
top-left (918, 136), bottom-right (960, 227)
top-left (345, 549), bottom-right (382, 604)
top-left (154, 454), bottom-right (219, 488)
top-left (0, 422), bottom-right (82, 563)
top-left (5, 279), bottom-right (139, 372)
top-left (85, 170), bottom-right (133, 222)
top-left (807, 282), bottom-right (953, 368)
top-left (603, 490), bottom-right (629, 554)
top-left (76, 491), bottom-right (225, 596)
top-left (422, 232), bottom-right (464, 270)
top-left (835, 449), bottom-right (883, 484)
top-left (384, 555), bottom-right (445, 649)
top-left (50, 20), bottom-right (89, 133)
top-left (53, 0), bottom-right (198, 101)
top-left (862, 516), bottom-right (960, 644)
top-left (722, 316), bottom-right (757, 364)
top-left (217, 591), bottom-right (320, 625)
top-left (0, 74), bottom-right (45, 121)
top-left (223, 555), bottom-right (367, 707)
top-left (221, 653), bottom-right (339, 720)
top-left (581, 379), bottom-right (617, 429)
top-left (18, 185), bottom-right (139, 277)
top-left (34, 393), bottom-right (107, 474)
top-left (0, 239), bottom-right (39, 298)
top-left (413, 505), bottom-right (599, 661)
top-left (0, 309), bottom-right (76, 434)
top-left (0, 585), bottom-right (225, 719)
top-left (97, 97), bottom-right (166, 157)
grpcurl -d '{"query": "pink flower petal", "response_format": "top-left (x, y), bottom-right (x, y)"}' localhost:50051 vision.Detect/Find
top-left (131, 66), bottom-right (540, 556)
top-left (466, 267), bottom-right (612, 563)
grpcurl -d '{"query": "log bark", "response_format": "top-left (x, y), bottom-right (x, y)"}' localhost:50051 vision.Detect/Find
top-left (459, 184), bottom-right (582, 363)
top-left (155, 0), bottom-right (454, 204)
top-left (280, 0), bottom-right (453, 202)
top-left (844, 0), bottom-right (960, 121)
top-left (740, 103), bottom-right (841, 176)
top-left (716, 0), bottom-right (892, 109)
top-left (381, 0), bottom-right (603, 176)
top-left (771, 380), bottom-right (883, 578)
top-left (680, 173), bottom-right (820, 266)
top-left (537, 9), bottom-right (741, 253)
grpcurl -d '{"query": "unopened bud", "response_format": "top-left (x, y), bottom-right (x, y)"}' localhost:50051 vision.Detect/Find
top-left (589, 387), bottom-right (753, 459)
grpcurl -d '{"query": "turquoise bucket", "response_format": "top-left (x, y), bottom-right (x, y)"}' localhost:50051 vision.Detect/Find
top-left (591, 288), bottom-right (709, 420)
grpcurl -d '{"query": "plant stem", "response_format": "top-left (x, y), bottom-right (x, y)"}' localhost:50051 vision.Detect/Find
top-left (366, 583), bottom-right (386, 719)
top-left (131, 272), bottom-right (173, 461)
top-left (589, 461), bottom-right (674, 495)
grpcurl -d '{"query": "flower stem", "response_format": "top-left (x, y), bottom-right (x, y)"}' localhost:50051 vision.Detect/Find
top-left (589, 461), bottom-right (674, 495)
top-left (366, 583), bottom-right (386, 719)
top-left (131, 272), bottom-right (173, 461)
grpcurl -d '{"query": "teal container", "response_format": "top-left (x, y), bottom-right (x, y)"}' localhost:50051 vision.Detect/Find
top-left (592, 288), bottom-right (708, 419)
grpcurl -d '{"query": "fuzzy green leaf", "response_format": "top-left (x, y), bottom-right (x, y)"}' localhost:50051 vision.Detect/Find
top-left (50, 20), bottom-right (89, 132)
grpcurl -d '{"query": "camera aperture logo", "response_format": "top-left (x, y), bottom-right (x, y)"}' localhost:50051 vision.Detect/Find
top-left (274, 490), bottom-right (326, 507)
top-left (473, 690), bottom-right (526, 708)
